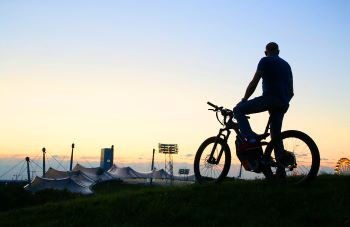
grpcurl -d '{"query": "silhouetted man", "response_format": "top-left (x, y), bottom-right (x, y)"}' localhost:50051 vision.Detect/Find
top-left (233, 42), bottom-right (294, 177)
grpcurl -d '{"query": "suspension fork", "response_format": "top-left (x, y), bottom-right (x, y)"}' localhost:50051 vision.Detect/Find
top-left (208, 129), bottom-right (231, 164)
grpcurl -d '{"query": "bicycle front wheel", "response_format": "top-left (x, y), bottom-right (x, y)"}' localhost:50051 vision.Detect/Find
top-left (263, 130), bottom-right (320, 185)
top-left (194, 137), bottom-right (231, 184)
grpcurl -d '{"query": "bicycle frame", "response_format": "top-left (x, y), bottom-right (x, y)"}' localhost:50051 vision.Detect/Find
top-left (208, 111), bottom-right (271, 165)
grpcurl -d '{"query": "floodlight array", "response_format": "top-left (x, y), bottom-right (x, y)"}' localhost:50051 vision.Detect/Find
top-left (158, 143), bottom-right (178, 154)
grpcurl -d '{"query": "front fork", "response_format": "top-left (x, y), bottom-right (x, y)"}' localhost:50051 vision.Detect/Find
top-left (207, 129), bottom-right (230, 165)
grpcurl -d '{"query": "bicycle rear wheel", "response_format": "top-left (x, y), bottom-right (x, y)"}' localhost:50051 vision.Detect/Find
top-left (194, 137), bottom-right (231, 184)
top-left (263, 130), bottom-right (320, 185)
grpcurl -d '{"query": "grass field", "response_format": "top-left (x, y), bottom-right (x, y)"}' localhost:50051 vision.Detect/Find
top-left (0, 175), bottom-right (349, 226)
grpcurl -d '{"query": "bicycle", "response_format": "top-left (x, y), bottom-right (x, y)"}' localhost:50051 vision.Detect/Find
top-left (193, 101), bottom-right (320, 185)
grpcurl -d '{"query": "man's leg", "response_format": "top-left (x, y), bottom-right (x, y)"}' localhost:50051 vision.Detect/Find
top-left (269, 111), bottom-right (285, 160)
top-left (233, 96), bottom-right (273, 141)
top-left (270, 110), bottom-right (288, 178)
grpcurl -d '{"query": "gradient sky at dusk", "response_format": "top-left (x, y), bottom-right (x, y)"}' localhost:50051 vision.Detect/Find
top-left (1, 1), bottom-right (349, 176)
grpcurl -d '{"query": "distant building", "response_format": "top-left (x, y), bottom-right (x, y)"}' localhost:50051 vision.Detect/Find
top-left (100, 145), bottom-right (114, 170)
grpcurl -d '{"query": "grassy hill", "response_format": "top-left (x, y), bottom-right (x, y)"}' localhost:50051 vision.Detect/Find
top-left (0, 175), bottom-right (349, 226)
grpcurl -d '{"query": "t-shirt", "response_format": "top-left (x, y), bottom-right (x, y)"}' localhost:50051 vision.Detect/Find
top-left (257, 55), bottom-right (294, 105)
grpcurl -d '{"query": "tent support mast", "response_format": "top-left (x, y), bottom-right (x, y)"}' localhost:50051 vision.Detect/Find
top-left (150, 148), bottom-right (155, 185)
top-left (70, 143), bottom-right (75, 171)
top-left (25, 157), bottom-right (31, 184)
top-left (42, 147), bottom-right (46, 177)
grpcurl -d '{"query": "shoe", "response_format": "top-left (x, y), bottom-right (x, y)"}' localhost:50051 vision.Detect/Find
top-left (275, 167), bottom-right (286, 179)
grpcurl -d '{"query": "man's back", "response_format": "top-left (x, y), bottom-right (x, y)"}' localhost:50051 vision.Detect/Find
top-left (258, 56), bottom-right (294, 105)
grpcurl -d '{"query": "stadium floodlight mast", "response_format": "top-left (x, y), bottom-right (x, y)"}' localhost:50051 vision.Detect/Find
top-left (158, 143), bottom-right (178, 183)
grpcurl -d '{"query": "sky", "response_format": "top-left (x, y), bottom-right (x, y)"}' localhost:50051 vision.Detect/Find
top-left (1, 0), bottom-right (349, 178)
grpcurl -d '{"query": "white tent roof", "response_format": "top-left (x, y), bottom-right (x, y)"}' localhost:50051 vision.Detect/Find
top-left (45, 167), bottom-right (69, 178)
top-left (25, 165), bottom-right (113, 194)
top-left (24, 176), bottom-right (93, 195)
top-left (108, 165), bottom-right (195, 181)
top-left (25, 164), bottom-right (195, 194)
top-left (45, 167), bottom-right (96, 187)
top-left (73, 164), bottom-right (114, 182)
top-left (108, 166), bottom-right (150, 179)
top-left (68, 171), bottom-right (96, 187)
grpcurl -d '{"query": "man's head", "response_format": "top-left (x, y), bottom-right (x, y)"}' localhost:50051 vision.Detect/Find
top-left (265, 42), bottom-right (279, 56)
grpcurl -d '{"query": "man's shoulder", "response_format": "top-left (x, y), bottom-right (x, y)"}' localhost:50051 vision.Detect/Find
top-left (259, 56), bottom-right (269, 63)
top-left (277, 57), bottom-right (291, 70)
top-left (259, 56), bottom-right (276, 65)
top-left (267, 56), bottom-right (291, 67)
top-left (257, 57), bottom-right (269, 70)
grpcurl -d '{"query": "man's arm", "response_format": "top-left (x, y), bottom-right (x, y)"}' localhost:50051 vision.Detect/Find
top-left (242, 70), bottom-right (263, 101)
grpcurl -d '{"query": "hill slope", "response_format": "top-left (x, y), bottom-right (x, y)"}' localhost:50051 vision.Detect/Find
top-left (0, 175), bottom-right (349, 226)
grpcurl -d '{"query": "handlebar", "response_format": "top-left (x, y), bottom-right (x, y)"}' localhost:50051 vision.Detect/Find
top-left (207, 101), bottom-right (218, 109)
top-left (207, 101), bottom-right (228, 115)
